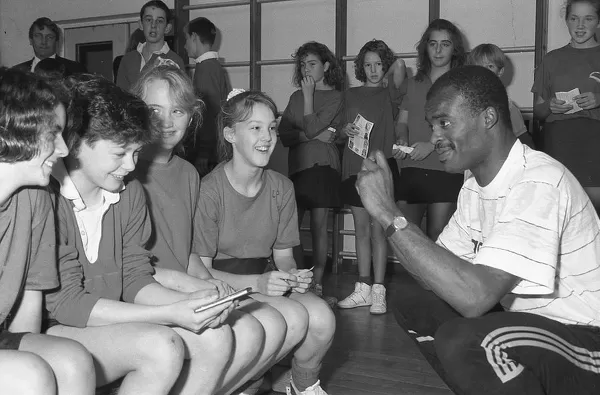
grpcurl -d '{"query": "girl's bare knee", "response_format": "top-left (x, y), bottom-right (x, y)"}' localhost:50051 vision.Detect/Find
top-left (139, 326), bottom-right (185, 373)
top-left (305, 298), bottom-right (336, 342)
top-left (279, 300), bottom-right (309, 345)
top-left (190, 325), bottom-right (234, 367)
top-left (52, 339), bottom-right (95, 383)
top-left (241, 314), bottom-right (266, 354)
top-left (13, 353), bottom-right (56, 395)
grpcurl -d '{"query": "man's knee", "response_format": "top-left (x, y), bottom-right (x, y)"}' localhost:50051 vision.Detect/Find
top-left (435, 317), bottom-right (480, 368)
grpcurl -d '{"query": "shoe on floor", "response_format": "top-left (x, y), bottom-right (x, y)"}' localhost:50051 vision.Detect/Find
top-left (311, 284), bottom-right (338, 308)
top-left (370, 284), bottom-right (387, 314)
top-left (271, 368), bottom-right (291, 393)
top-left (237, 376), bottom-right (270, 395)
top-left (311, 283), bottom-right (324, 297)
top-left (286, 379), bottom-right (328, 395)
top-left (337, 282), bottom-right (372, 309)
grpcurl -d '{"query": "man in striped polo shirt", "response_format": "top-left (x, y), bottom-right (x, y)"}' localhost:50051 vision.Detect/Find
top-left (356, 65), bottom-right (600, 394)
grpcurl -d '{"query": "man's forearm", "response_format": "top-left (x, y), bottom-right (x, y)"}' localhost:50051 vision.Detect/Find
top-left (379, 208), bottom-right (513, 317)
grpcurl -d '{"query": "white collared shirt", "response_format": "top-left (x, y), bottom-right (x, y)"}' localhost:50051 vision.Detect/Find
top-left (137, 42), bottom-right (171, 71)
top-left (31, 53), bottom-right (57, 72)
top-left (194, 51), bottom-right (219, 64)
top-left (52, 160), bottom-right (122, 263)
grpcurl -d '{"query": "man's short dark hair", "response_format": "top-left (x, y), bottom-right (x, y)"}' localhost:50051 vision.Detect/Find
top-left (140, 0), bottom-right (172, 22)
top-left (28, 17), bottom-right (60, 40)
top-left (186, 17), bottom-right (216, 46)
top-left (0, 68), bottom-right (61, 163)
top-left (64, 74), bottom-right (155, 156)
top-left (427, 65), bottom-right (511, 129)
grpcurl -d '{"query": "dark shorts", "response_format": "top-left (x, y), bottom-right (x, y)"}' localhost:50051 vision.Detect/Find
top-left (544, 118), bottom-right (600, 187)
top-left (213, 257), bottom-right (270, 275)
top-left (340, 158), bottom-right (402, 207)
top-left (0, 329), bottom-right (27, 350)
top-left (396, 167), bottom-right (464, 204)
top-left (290, 165), bottom-right (341, 209)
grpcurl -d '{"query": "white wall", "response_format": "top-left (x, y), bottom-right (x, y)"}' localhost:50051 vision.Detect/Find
top-left (441, 0), bottom-right (536, 108)
top-left (548, 0), bottom-right (571, 51)
top-left (0, 0), bottom-right (173, 67)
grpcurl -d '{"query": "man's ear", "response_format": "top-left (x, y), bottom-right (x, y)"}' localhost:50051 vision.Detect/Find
top-left (165, 22), bottom-right (173, 35)
top-left (138, 19), bottom-right (143, 31)
top-left (482, 106), bottom-right (499, 130)
top-left (497, 66), bottom-right (505, 78)
top-left (224, 126), bottom-right (235, 144)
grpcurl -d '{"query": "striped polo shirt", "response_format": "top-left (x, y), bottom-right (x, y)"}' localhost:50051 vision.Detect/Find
top-left (437, 140), bottom-right (600, 326)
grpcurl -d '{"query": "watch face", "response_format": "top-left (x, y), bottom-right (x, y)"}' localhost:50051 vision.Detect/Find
top-left (386, 215), bottom-right (408, 237)
top-left (394, 216), bottom-right (408, 230)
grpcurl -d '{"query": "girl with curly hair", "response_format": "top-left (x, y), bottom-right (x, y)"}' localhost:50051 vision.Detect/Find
top-left (337, 39), bottom-right (406, 314)
top-left (279, 41), bottom-right (344, 303)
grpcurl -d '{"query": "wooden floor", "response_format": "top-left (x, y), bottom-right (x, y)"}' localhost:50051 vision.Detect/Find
top-left (266, 265), bottom-right (453, 395)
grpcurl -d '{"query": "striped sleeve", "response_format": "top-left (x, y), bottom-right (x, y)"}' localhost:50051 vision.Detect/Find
top-left (474, 180), bottom-right (562, 295)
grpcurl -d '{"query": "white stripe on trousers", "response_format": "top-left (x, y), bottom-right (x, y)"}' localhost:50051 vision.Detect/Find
top-left (480, 326), bottom-right (600, 383)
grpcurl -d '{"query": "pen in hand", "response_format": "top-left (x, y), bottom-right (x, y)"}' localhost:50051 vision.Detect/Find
top-left (280, 266), bottom-right (314, 283)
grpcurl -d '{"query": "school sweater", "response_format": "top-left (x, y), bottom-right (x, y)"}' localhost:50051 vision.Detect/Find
top-left (532, 44), bottom-right (600, 123)
top-left (279, 89), bottom-right (342, 176)
top-left (0, 187), bottom-right (58, 326)
top-left (45, 179), bottom-right (157, 328)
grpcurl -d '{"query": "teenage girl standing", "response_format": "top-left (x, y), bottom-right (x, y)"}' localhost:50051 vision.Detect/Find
top-left (337, 39), bottom-right (406, 314)
top-left (533, 0), bottom-right (600, 212)
top-left (279, 41), bottom-right (344, 302)
top-left (395, 19), bottom-right (467, 242)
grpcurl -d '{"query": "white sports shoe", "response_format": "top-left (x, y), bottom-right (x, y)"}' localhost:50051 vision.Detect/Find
top-left (337, 282), bottom-right (372, 309)
top-left (369, 284), bottom-right (387, 314)
top-left (286, 379), bottom-right (328, 395)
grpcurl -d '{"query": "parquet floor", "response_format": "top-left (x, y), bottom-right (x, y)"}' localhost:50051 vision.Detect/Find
top-left (266, 268), bottom-right (453, 395)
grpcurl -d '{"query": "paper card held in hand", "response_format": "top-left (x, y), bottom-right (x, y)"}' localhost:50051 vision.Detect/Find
top-left (555, 88), bottom-right (583, 114)
top-left (348, 114), bottom-right (374, 158)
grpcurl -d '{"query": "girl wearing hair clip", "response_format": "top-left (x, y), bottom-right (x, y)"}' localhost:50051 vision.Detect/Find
top-left (278, 41), bottom-right (344, 305)
top-left (130, 66), bottom-right (287, 395)
top-left (193, 89), bottom-right (335, 395)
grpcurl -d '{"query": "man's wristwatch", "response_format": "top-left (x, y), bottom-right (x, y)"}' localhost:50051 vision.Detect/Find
top-left (385, 215), bottom-right (408, 237)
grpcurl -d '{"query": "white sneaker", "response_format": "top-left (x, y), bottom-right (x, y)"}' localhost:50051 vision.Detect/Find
top-left (337, 282), bottom-right (372, 309)
top-left (370, 284), bottom-right (387, 314)
top-left (286, 379), bottom-right (328, 395)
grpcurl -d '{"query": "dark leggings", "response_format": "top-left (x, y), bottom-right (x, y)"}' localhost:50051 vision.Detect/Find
top-left (393, 281), bottom-right (600, 395)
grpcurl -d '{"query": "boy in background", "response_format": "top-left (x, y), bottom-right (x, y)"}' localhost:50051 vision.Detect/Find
top-left (117, 0), bottom-right (186, 91)
top-left (184, 17), bottom-right (230, 175)
top-left (467, 43), bottom-right (535, 148)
